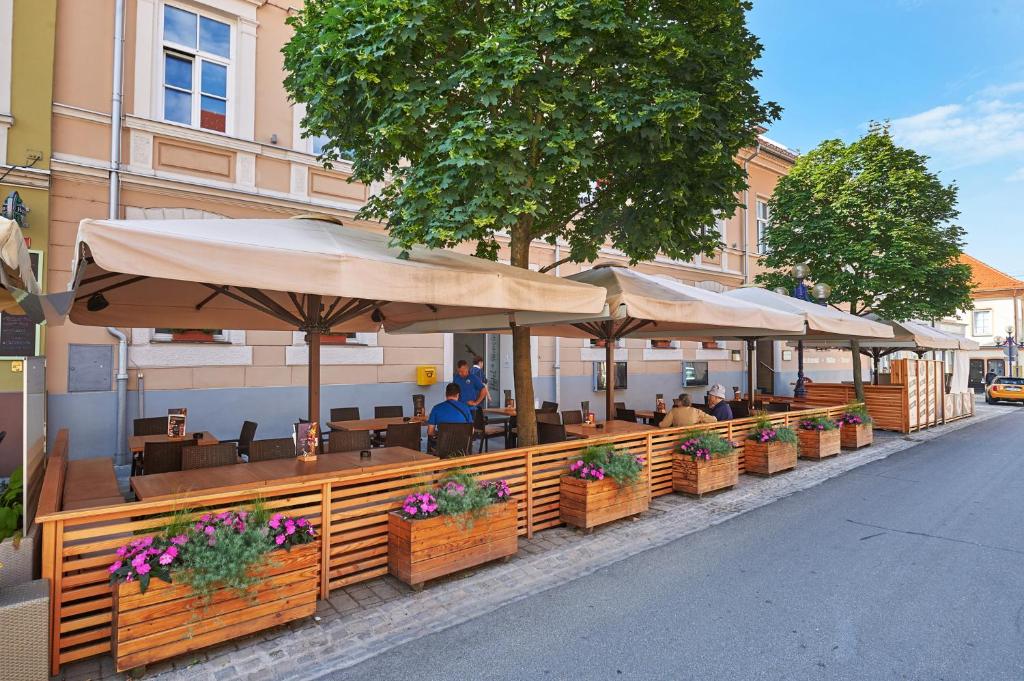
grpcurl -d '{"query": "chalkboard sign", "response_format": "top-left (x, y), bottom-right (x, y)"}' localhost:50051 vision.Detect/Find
top-left (0, 312), bottom-right (37, 357)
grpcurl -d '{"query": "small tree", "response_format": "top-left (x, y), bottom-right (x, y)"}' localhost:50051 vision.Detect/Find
top-left (756, 124), bottom-right (973, 399)
top-left (285, 0), bottom-right (779, 444)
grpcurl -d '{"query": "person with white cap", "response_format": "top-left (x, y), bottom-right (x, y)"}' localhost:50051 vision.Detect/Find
top-left (706, 383), bottom-right (734, 421)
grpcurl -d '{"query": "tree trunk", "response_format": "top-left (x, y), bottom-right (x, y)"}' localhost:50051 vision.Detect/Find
top-left (851, 338), bottom-right (865, 402)
top-left (509, 218), bottom-right (537, 446)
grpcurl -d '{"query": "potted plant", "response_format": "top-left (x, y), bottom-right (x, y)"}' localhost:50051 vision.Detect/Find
top-left (838, 404), bottom-right (873, 449)
top-left (560, 444), bottom-right (649, 532)
top-left (650, 339), bottom-right (674, 349)
top-left (743, 416), bottom-right (798, 476)
top-left (109, 506), bottom-right (318, 673)
top-left (169, 328), bottom-right (217, 342)
top-left (388, 472), bottom-right (517, 590)
top-left (796, 416), bottom-right (841, 460)
top-left (673, 431), bottom-right (739, 496)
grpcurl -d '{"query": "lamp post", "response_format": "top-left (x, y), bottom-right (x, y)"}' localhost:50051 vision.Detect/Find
top-left (994, 331), bottom-right (1024, 377)
top-left (774, 264), bottom-right (830, 398)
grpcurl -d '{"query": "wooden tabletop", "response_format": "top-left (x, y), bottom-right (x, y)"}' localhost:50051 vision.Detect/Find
top-left (483, 407), bottom-right (516, 417)
top-left (634, 410), bottom-right (660, 420)
top-left (329, 416), bottom-right (426, 431)
top-left (129, 431), bottom-right (219, 454)
top-left (564, 420), bottom-right (657, 438)
top-left (131, 446), bottom-right (435, 501)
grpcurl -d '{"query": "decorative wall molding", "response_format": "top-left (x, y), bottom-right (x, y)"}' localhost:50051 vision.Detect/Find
top-left (128, 328), bottom-right (252, 367)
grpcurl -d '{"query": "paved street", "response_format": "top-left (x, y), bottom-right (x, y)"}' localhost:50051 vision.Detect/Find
top-left (318, 410), bottom-right (1024, 681)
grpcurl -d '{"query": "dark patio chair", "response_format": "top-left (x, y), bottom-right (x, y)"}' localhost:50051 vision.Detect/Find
top-left (133, 416), bottom-right (167, 436)
top-left (616, 408), bottom-right (637, 423)
top-left (435, 423), bottom-right (474, 459)
top-left (537, 411), bottom-right (562, 425)
top-left (614, 402), bottom-right (626, 411)
top-left (181, 443), bottom-right (238, 470)
top-left (728, 401), bottom-right (750, 419)
top-left (764, 402), bottom-right (791, 413)
top-left (561, 410), bottom-right (583, 425)
top-left (374, 405), bottom-right (403, 418)
top-left (539, 401), bottom-right (559, 413)
top-left (537, 421), bottom-right (567, 445)
top-left (385, 422), bottom-right (422, 451)
top-left (328, 429), bottom-right (372, 453)
top-left (472, 408), bottom-right (505, 453)
top-left (142, 438), bottom-right (197, 475)
top-left (330, 407), bottom-right (361, 423)
top-left (649, 411), bottom-right (666, 427)
top-left (248, 438), bottom-right (296, 462)
top-left (222, 420), bottom-right (258, 457)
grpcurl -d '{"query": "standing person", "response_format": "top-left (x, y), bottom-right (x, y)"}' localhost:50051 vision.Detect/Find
top-left (706, 384), bottom-right (734, 421)
top-left (659, 394), bottom-right (718, 427)
top-left (470, 356), bottom-right (488, 385)
top-left (454, 359), bottom-right (489, 410)
top-left (985, 368), bottom-right (998, 386)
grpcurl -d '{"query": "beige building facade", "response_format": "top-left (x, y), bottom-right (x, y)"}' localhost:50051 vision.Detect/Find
top-left (45, 0), bottom-right (860, 457)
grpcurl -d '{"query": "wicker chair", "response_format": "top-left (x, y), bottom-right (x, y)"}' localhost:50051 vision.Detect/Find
top-left (328, 429), bottom-right (372, 453)
top-left (385, 422), bottom-right (422, 451)
top-left (142, 438), bottom-right (197, 475)
top-left (616, 408), bottom-right (637, 423)
top-left (133, 416), bottom-right (167, 436)
top-left (764, 402), bottom-right (791, 413)
top-left (374, 405), bottom-right (403, 418)
top-left (330, 407), bottom-right (361, 423)
top-left (539, 401), bottom-right (559, 413)
top-left (181, 443), bottom-right (238, 470)
top-left (613, 401), bottom-right (626, 412)
top-left (435, 423), bottom-right (473, 458)
top-left (221, 420), bottom-right (257, 457)
top-left (561, 410), bottom-right (583, 425)
top-left (537, 422), bottom-right (567, 444)
top-left (248, 438), bottom-right (297, 462)
top-left (728, 401), bottom-right (750, 419)
top-left (536, 411), bottom-right (562, 425)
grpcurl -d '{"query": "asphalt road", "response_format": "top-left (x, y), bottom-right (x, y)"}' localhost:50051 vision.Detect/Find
top-left (318, 410), bottom-right (1024, 681)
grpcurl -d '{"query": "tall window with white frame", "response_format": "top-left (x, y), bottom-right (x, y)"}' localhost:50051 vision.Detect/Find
top-left (162, 4), bottom-right (231, 133)
top-left (972, 309), bottom-right (992, 337)
top-left (756, 199), bottom-right (770, 255)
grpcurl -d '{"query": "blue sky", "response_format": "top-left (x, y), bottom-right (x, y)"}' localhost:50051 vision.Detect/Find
top-left (748, 0), bottom-right (1024, 277)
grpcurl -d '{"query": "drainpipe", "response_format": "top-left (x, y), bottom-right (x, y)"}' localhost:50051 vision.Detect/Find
top-left (137, 371), bottom-right (145, 418)
top-left (109, 0), bottom-right (124, 218)
top-left (553, 243), bottom-right (562, 406)
top-left (107, 327), bottom-right (129, 466)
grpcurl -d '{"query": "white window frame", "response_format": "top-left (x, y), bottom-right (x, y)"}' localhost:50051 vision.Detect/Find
top-left (756, 199), bottom-right (771, 255)
top-left (129, 328), bottom-right (252, 367)
top-left (972, 309), bottom-right (993, 337)
top-left (152, 328), bottom-right (230, 343)
top-left (160, 2), bottom-right (234, 134)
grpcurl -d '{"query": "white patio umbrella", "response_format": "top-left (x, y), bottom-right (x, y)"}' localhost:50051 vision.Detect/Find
top-left (391, 264), bottom-right (806, 420)
top-left (64, 216), bottom-right (607, 434)
top-left (0, 217), bottom-right (63, 323)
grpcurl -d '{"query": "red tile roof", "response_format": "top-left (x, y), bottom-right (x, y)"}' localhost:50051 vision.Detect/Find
top-left (959, 253), bottom-right (1024, 292)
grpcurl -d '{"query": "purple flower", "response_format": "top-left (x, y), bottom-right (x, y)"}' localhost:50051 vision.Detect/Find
top-left (171, 534), bottom-right (188, 546)
top-left (204, 525), bottom-right (216, 536)
top-left (158, 552), bottom-right (175, 566)
top-left (108, 560), bottom-right (122, 573)
top-left (275, 534), bottom-right (286, 545)
top-left (135, 562), bottom-right (151, 575)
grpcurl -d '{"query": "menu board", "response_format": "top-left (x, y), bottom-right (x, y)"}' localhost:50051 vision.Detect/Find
top-left (0, 312), bottom-right (37, 357)
top-left (167, 408), bottom-right (188, 437)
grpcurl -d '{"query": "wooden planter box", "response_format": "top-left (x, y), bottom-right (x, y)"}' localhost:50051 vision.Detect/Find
top-left (388, 500), bottom-right (518, 589)
top-left (797, 428), bottom-right (841, 460)
top-left (672, 453), bottom-right (738, 497)
top-left (743, 440), bottom-right (797, 476)
top-left (112, 542), bottom-right (320, 673)
top-left (559, 476), bottom-right (649, 531)
top-left (840, 422), bottom-right (873, 449)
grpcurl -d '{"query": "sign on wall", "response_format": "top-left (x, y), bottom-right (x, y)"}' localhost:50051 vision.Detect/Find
top-left (0, 250), bottom-right (42, 357)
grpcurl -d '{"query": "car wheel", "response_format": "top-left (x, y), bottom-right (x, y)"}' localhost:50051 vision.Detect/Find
top-left (985, 395), bottom-right (994, 404)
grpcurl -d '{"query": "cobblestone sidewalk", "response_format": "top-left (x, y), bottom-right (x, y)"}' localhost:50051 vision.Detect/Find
top-left (58, 405), bottom-right (1005, 681)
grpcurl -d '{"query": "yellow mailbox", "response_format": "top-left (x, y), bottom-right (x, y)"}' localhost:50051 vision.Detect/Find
top-left (416, 365), bottom-right (438, 386)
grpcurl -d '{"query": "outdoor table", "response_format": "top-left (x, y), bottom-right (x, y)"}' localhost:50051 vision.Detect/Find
top-left (634, 409), bottom-right (667, 425)
top-left (564, 420), bottom-right (657, 439)
top-left (483, 407), bottom-right (517, 448)
top-left (483, 407), bottom-right (516, 418)
top-left (130, 446), bottom-right (434, 501)
top-left (328, 416), bottom-right (426, 431)
top-left (128, 431), bottom-right (219, 454)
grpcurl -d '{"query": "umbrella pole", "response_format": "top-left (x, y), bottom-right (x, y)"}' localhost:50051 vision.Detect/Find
top-left (746, 339), bottom-right (756, 410)
top-left (605, 335), bottom-right (615, 421)
top-left (307, 294), bottom-right (322, 454)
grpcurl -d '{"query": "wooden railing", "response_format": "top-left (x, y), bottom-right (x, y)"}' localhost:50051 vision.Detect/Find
top-left (37, 405), bottom-right (847, 673)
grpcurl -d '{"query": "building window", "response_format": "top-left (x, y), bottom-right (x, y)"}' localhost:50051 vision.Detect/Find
top-left (972, 310), bottom-right (993, 336)
top-left (756, 200), bottom-right (770, 254)
top-left (162, 4), bottom-right (231, 133)
top-left (153, 328), bottom-right (228, 343)
top-left (309, 132), bottom-right (354, 161)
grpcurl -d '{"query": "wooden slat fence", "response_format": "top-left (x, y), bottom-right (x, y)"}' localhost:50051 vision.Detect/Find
top-left (37, 405), bottom-right (846, 673)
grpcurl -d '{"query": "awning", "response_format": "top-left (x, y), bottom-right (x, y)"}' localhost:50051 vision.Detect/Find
top-left (799, 317), bottom-right (971, 351)
top-left (721, 287), bottom-right (895, 341)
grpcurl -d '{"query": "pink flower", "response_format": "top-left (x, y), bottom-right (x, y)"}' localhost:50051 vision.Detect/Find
top-left (108, 560), bottom-right (122, 573)
top-left (403, 504), bottom-right (417, 515)
top-left (131, 553), bottom-right (147, 568)
top-left (158, 552), bottom-right (175, 565)
top-left (297, 518), bottom-right (309, 527)
top-left (275, 534), bottom-right (286, 545)
top-left (171, 534), bottom-right (188, 546)
top-left (164, 546), bottom-right (178, 559)
top-left (116, 546), bottom-right (127, 557)
top-left (204, 525), bottom-right (216, 536)
top-left (135, 562), bottom-right (151, 575)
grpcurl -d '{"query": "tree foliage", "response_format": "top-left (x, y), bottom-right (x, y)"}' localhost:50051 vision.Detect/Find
top-left (756, 124), bottom-right (973, 322)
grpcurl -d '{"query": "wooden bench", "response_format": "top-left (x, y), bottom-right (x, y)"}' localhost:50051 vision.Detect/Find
top-left (63, 458), bottom-right (123, 510)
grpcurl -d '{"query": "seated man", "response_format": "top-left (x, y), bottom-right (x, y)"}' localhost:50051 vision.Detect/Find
top-left (659, 393), bottom-right (718, 428)
top-left (427, 382), bottom-right (474, 439)
top-left (706, 384), bottom-right (734, 421)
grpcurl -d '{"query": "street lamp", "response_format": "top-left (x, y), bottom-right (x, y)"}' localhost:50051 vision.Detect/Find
top-left (994, 330), bottom-right (1024, 377)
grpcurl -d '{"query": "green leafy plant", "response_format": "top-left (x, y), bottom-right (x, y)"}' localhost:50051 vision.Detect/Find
top-left (839, 403), bottom-right (873, 426)
top-left (747, 416), bottom-right (798, 444)
top-left (798, 416), bottom-right (838, 432)
top-left (0, 467), bottom-right (23, 547)
top-left (568, 444), bottom-right (644, 486)
top-left (399, 471), bottom-right (513, 529)
top-left (678, 432), bottom-right (735, 461)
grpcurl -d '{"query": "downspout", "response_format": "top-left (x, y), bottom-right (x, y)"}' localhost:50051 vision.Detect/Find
top-left (109, 0), bottom-right (127, 466)
top-left (553, 243), bottom-right (562, 406)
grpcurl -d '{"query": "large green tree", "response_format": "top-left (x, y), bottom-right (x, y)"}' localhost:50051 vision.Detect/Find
top-left (284, 0), bottom-right (778, 444)
top-left (756, 124), bottom-right (973, 400)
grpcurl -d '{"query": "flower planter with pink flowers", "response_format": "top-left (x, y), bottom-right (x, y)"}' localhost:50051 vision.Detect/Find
top-left (674, 432), bottom-right (739, 496)
top-left (559, 444), bottom-right (649, 531)
top-left (743, 417), bottom-right (798, 476)
top-left (838, 406), bottom-right (874, 449)
top-left (796, 416), bottom-right (841, 460)
top-left (109, 509), bottom-right (318, 673)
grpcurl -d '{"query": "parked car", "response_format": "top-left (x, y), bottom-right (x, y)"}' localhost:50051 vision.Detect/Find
top-left (985, 376), bottom-right (1024, 404)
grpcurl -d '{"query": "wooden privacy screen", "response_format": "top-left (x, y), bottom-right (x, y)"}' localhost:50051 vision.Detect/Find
top-left (38, 406), bottom-right (846, 673)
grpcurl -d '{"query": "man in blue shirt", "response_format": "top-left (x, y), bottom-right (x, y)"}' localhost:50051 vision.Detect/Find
top-left (453, 359), bottom-right (489, 409)
top-left (707, 384), bottom-right (734, 421)
top-left (427, 382), bottom-right (474, 438)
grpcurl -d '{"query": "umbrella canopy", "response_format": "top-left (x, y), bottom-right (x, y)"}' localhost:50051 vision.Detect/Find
top-left (0, 217), bottom-right (58, 323)
top-left (721, 287), bottom-right (895, 341)
top-left (66, 216), bottom-right (608, 435)
top-left (392, 264), bottom-right (806, 419)
top-left (800, 317), bottom-right (968, 351)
